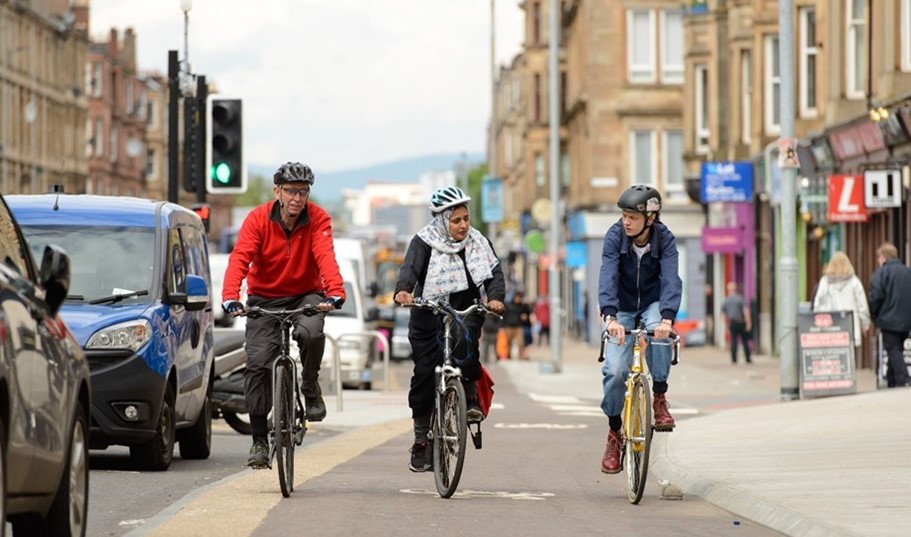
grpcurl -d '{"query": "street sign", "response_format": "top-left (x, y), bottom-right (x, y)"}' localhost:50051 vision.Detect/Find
top-left (828, 175), bottom-right (867, 222)
top-left (481, 176), bottom-right (504, 224)
top-left (700, 161), bottom-right (753, 203)
top-left (863, 169), bottom-right (902, 208)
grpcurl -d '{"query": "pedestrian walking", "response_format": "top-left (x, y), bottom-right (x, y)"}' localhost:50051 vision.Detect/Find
top-left (722, 282), bottom-right (752, 364)
top-left (533, 296), bottom-right (550, 346)
top-left (812, 251), bottom-right (871, 355)
top-left (503, 291), bottom-right (531, 360)
top-left (869, 243), bottom-right (911, 388)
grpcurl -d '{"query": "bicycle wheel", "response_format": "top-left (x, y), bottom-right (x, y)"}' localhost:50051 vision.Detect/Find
top-left (274, 362), bottom-right (295, 497)
top-left (433, 378), bottom-right (467, 498)
top-left (625, 376), bottom-right (652, 504)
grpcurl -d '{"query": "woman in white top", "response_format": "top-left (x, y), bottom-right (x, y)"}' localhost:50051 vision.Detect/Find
top-left (812, 251), bottom-right (871, 350)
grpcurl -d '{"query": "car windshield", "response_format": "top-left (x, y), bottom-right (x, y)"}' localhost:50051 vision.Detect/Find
top-left (20, 225), bottom-right (155, 303)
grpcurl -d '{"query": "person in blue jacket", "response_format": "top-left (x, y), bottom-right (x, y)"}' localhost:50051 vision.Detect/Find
top-left (597, 184), bottom-right (682, 474)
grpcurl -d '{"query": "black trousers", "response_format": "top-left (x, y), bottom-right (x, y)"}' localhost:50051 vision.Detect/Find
top-left (408, 315), bottom-right (483, 418)
top-left (881, 330), bottom-right (911, 387)
top-left (728, 321), bottom-right (752, 363)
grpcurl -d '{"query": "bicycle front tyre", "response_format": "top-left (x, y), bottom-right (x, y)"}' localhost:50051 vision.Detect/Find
top-left (433, 378), bottom-right (467, 498)
top-left (625, 376), bottom-right (652, 504)
top-left (274, 361), bottom-right (295, 498)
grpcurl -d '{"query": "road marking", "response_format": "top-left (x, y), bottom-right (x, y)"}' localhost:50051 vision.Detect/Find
top-left (494, 423), bottom-right (589, 429)
top-left (549, 404), bottom-right (600, 412)
top-left (401, 488), bottom-right (555, 501)
top-left (135, 418), bottom-right (412, 537)
top-left (528, 393), bottom-right (580, 404)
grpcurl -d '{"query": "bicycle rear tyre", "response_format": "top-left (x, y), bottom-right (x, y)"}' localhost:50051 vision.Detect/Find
top-left (274, 362), bottom-right (295, 497)
top-left (625, 377), bottom-right (652, 504)
top-left (433, 378), bottom-right (467, 498)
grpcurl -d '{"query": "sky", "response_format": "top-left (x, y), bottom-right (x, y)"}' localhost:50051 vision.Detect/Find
top-left (89, 0), bottom-right (525, 173)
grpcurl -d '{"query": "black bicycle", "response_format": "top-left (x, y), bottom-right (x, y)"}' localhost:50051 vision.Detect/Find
top-left (242, 304), bottom-right (319, 497)
top-left (404, 298), bottom-right (497, 498)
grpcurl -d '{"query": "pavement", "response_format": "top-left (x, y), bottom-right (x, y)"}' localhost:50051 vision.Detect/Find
top-left (499, 337), bottom-right (909, 537)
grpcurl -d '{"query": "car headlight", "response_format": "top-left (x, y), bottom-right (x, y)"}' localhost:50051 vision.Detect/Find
top-left (87, 320), bottom-right (153, 352)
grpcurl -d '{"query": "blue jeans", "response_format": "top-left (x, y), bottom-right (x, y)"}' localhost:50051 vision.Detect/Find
top-left (600, 301), bottom-right (672, 417)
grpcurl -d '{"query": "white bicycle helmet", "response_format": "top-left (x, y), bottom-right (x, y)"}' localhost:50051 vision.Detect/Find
top-left (429, 186), bottom-right (471, 213)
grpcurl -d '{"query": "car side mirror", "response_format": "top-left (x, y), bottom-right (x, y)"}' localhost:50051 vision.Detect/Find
top-left (169, 274), bottom-right (209, 311)
top-left (39, 244), bottom-right (70, 316)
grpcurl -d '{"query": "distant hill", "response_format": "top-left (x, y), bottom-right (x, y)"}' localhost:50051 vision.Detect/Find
top-left (248, 153), bottom-right (485, 202)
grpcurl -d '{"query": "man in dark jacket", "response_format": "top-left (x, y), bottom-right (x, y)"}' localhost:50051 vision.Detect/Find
top-left (869, 242), bottom-right (911, 387)
top-left (598, 185), bottom-right (682, 475)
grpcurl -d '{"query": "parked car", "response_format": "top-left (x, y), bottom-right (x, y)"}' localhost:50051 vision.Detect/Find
top-left (8, 194), bottom-right (215, 471)
top-left (390, 306), bottom-right (412, 361)
top-left (0, 194), bottom-right (92, 535)
top-left (321, 260), bottom-right (377, 390)
top-left (209, 252), bottom-right (246, 328)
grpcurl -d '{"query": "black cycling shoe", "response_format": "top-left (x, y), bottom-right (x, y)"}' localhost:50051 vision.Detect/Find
top-left (247, 437), bottom-right (269, 469)
top-left (409, 439), bottom-right (432, 472)
top-left (305, 395), bottom-right (327, 422)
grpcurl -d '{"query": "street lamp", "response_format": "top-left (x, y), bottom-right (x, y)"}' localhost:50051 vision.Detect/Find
top-left (180, 0), bottom-right (194, 94)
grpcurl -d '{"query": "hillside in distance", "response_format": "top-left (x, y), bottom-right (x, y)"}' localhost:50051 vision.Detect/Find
top-left (248, 152), bottom-right (484, 202)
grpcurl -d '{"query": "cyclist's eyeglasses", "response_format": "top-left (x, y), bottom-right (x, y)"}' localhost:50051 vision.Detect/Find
top-left (281, 187), bottom-right (311, 198)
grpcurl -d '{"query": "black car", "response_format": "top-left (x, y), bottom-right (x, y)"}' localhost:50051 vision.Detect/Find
top-left (0, 195), bottom-right (91, 535)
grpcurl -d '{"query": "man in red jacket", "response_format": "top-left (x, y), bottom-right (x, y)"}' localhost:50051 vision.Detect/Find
top-left (222, 162), bottom-right (346, 469)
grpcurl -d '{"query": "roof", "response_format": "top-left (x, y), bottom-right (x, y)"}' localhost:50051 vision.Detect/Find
top-left (6, 194), bottom-right (196, 228)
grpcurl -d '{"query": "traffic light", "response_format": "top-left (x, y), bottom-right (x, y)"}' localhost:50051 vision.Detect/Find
top-left (206, 97), bottom-right (247, 194)
top-left (183, 97), bottom-right (203, 193)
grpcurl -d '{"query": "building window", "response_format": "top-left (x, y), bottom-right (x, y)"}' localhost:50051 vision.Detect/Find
top-left (659, 10), bottom-right (684, 84)
top-left (534, 73), bottom-right (542, 123)
top-left (561, 151), bottom-right (570, 188)
top-left (902, 0), bottom-right (911, 71)
top-left (663, 130), bottom-right (684, 192)
top-left (533, 1), bottom-right (542, 45)
top-left (91, 63), bottom-right (103, 98)
top-left (627, 9), bottom-right (656, 83)
top-left (110, 127), bottom-right (118, 162)
top-left (846, 0), bottom-right (865, 99)
top-left (535, 152), bottom-right (545, 187)
top-left (147, 100), bottom-right (158, 129)
top-left (146, 148), bottom-right (157, 180)
top-left (630, 130), bottom-right (656, 187)
top-left (695, 64), bottom-right (710, 153)
top-left (741, 50), bottom-right (752, 144)
top-left (799, 7), bottom-right (818, 117)
top-left (126, 83), bottom-right (134, 115)
top-left (764, 34), bottom-right (781, 135)
top-left (94, 119), bottom-right (104, 157)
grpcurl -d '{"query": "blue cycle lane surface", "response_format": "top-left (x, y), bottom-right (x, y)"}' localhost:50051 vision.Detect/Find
top-left (132, 336), bottom-right (907, 536)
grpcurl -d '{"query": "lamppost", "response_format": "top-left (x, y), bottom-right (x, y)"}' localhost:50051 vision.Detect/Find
top-left (180, 0), bottom-right (194, 94)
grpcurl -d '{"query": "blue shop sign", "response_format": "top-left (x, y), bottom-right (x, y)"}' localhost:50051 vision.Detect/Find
top-left (701, 161), bottom-right (754, 203)
top-left (481, 176), bottom-right (504, 224)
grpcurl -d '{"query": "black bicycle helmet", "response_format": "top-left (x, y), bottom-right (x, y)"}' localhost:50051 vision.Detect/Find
top-left (617, 184), bottom-right (662, 215)
top-left (273, 162), bottom-right (315, 185)
top-left (429, 186), bottom-right (471, 213)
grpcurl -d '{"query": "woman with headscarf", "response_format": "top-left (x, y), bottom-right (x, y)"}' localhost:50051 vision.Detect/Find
top-left (394, 186), bottom-right (506, 473)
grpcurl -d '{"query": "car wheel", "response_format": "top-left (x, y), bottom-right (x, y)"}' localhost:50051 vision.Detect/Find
top-left (222, 411), bottom-right (252, 435)
top-left (46, 403), bottom-right (89, 536)
top-left (130, 383), bottom-right (176, 471)
top-left (0, 415), bottom-right (6, 537)
top-left (178, 379), bottom-right (212, 459)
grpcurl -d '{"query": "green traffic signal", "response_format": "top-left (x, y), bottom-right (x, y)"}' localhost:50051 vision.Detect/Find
top-left (213, 162), bottom-right (232, 184)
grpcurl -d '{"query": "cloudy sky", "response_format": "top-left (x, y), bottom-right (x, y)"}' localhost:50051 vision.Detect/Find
top-left (89, 0), bottom-right (524, 172)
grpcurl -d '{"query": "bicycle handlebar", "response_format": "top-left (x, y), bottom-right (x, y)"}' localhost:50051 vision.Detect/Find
top-left (402, 298), bottom-right (501, 320)
top-left (597, 327), bottom-right (680, 365)
top-left (241, 304), bottom-right (321, 320)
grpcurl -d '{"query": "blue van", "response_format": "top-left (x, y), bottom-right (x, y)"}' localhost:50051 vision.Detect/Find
top-left (7, 194), bottom-right (215, 471)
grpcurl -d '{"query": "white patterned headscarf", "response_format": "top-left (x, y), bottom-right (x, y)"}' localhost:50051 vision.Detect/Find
top-left (417, 207), bottom-right (499, 301)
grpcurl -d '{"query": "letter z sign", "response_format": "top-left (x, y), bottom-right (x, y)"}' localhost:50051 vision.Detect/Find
top-left (828, 175), bottom-right (868, 222)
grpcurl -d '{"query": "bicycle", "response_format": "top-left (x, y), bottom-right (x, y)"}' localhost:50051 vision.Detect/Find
top-left (598, 323), bottom-right (680, 504)
top-left (403, 298), bottom-right (497, 498)
top-left (241, 303), bottom-right (319, 498)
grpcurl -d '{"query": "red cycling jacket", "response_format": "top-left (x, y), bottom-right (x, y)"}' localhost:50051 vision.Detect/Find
top-left (222, 200), bottom-right (346, 302)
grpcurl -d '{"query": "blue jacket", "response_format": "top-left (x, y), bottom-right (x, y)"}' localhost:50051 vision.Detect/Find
top-left (598, 220), bottom-right (682, 321)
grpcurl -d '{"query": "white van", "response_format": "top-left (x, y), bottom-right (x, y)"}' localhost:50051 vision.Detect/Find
top-left (333, 238), bottom-right (376, 298)
top-left (321, 260), bottom-right (377, 390)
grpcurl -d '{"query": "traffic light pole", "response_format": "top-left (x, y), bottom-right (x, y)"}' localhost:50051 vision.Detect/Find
top-left (196, 75), bottom-right (207, 204)
top-left (167, 50), bottom-right (179, 204)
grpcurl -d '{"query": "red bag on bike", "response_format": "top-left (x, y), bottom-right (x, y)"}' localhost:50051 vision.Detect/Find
top-left (477, 365), bottom-right (495, 417)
